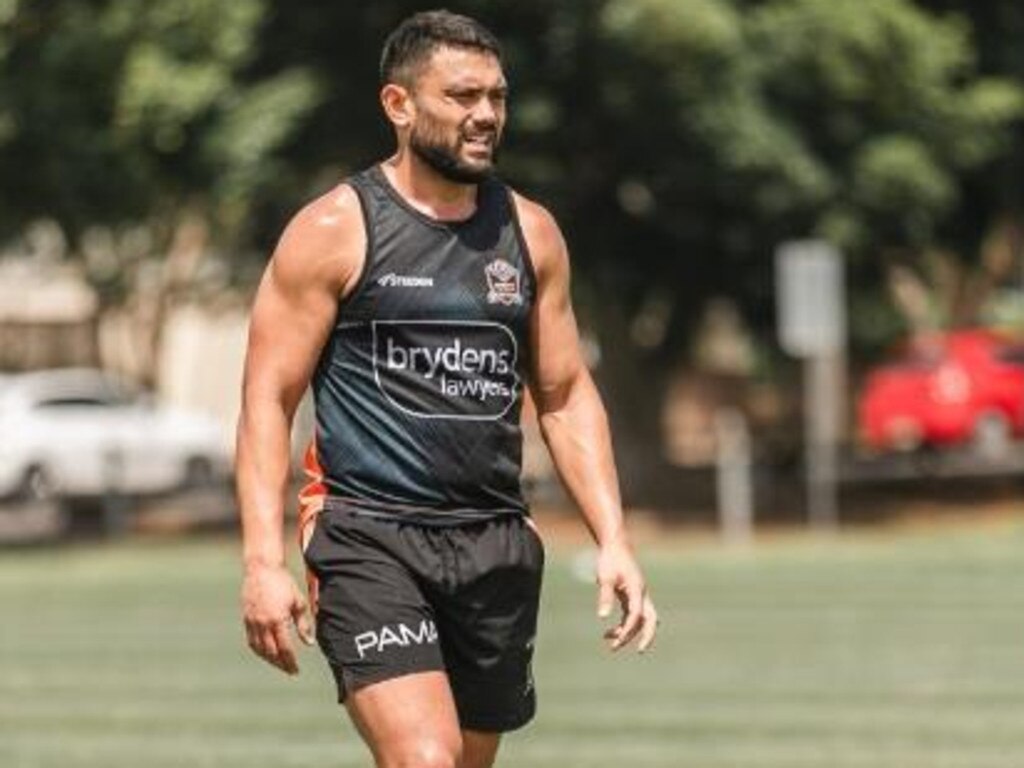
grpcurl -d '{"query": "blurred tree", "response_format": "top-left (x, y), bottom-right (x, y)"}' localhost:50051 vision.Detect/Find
top-left (0, 0), bottom-right (320, 278)
top-left (908, 1), bottom-right (1024, 329)
top-left (0, 0), bottom-right (320, 381)
top-left (244, 0), bottom-right (1022, 488)
top-left (915, 1), bottom-right (1024, 215)
top-left (538, 0), bottom-right (1021, 459)
top-left (598, 0), bottom-right (1021, 331)
top-left (3, 0), bottom-right (1022, 479)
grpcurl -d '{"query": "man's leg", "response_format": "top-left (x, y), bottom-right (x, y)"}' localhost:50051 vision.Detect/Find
top-left (346, 671), bottom-right (463, 768)
top-left (434, 516), bottom-right (544, 739)
top-left (461, 730), bottom-right (501, 768)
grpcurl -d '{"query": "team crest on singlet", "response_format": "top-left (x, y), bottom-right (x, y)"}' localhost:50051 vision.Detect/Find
top-left (484, 258), bottom-right (523, 306)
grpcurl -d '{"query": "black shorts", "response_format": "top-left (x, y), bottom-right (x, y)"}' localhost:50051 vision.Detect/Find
top-left (302, 509), bottom-right (545, 732)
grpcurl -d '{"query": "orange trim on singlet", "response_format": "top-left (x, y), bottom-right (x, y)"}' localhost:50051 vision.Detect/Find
top-left (297, 435), bottom-right (328, 614)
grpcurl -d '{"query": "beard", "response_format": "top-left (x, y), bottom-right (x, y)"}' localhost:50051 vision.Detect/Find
top-left (409, 111), bottom-right (500, 185)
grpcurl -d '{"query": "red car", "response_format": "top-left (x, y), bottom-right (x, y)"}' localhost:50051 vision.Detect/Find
top-left (859, 329), bottom-right (1024, 452)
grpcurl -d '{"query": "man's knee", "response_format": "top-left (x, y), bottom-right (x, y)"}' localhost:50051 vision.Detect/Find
top-left (382, 736), bottom-right (463, 768)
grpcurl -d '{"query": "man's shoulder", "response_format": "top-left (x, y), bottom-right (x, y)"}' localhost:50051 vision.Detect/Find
top-left (507, 189), bottom-right (566, 276)
top-left (290, 182), bottom-right (364, 236)
top-left (272, 181), bottom-right (367, 293)
top-left (277, 180), bottom-right (368, 256)
top-left (507, 188), bottom-right (554, 227)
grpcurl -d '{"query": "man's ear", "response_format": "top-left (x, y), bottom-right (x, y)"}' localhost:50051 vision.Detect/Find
top-left (381, 83), bottom-right (415, 129)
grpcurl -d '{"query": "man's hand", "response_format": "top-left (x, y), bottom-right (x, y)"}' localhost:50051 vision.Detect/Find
top-left (241, 562), bottom-right (315, 675)
top-left (596, 539), bottom-right (658, 653)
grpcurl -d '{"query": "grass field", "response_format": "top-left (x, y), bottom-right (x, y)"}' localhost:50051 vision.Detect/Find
top-left (3, 519), bottom-right (1024, 768)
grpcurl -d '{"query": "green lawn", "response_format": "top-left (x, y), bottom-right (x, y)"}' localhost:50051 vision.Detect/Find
top-left (3, 520), bottom-right (1024, 768)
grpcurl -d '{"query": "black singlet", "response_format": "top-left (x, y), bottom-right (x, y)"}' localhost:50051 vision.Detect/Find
top-left (307, 165), bottom-right (537, 524)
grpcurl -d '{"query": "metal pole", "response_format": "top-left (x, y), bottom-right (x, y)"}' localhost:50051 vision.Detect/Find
top-left (805, 353), bottom-right (840, 532)
top-left (716, 408), bottom-right (754, 546)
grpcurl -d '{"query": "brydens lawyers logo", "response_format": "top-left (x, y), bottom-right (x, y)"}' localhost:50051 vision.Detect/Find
top-left (485, 258), bottom-right (522, 305)
top-left (373, 320), bottom-right (519, 421)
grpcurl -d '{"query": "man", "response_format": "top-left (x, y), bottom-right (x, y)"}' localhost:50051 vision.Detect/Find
top-left (237, 10), bottom-right (658, 768)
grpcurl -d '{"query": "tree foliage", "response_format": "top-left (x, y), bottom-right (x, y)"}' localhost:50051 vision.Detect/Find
top-left (0, 0), bottom-right (320, 246)
top-left (1, 0), bottom-right (1021, 352)
top-left (599, 0), bottom-right (1022, 278)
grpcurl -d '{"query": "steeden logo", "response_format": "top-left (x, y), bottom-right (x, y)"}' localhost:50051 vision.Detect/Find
top-left (378, 272), bottom-right (434, 288)
top-left (484, 258), bottom-right (522, 306)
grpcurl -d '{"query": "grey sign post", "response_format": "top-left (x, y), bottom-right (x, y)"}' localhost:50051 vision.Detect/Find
top-left (776, 240), bottom-right (846, 532)
top-left (715, 407), bottom-right (754, 546)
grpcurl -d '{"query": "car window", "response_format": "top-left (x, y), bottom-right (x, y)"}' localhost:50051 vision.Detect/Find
top-left (885, 359), bottom-right (939, 372)
top-left (883, 351), bottom-right (943, 371)
top-left (883, 339), bottom-right (946, 370)
top-left (29, 376), bottom-right (140, 410)
top-left (35, 396), bottom-right (117, 409)
top-left (997, 346), bottom-right (1024, 366)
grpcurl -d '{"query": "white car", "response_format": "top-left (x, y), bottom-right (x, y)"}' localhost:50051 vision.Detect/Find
top-left (0, 369), bottom-right (232, 500)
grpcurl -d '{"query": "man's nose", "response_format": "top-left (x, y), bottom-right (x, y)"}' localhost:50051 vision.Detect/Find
top-left (470, 97), bottom-right (499, 126)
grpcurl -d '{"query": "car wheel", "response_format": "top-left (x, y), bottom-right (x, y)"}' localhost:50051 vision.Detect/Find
top-left (972, 411), bottom-right (1012, 457)
top-left (20, 465), bottom-right (54, 502)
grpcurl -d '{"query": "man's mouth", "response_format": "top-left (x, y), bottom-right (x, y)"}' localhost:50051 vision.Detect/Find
top-left (462, 133), bottom-right (496, 152)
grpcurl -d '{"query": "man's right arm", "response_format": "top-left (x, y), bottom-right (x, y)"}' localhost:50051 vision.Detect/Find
top-left (235, 184), bottom-right (364, 675)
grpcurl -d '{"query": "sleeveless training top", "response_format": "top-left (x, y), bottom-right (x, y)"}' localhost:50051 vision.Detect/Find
top-left (305, 165), bottom-right (536, 524)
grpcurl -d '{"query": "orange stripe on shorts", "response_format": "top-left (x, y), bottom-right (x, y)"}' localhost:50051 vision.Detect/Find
top-left (297, 436), bottom-right (327, 615)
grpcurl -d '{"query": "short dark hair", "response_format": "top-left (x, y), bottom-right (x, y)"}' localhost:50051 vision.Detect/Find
top-left (380, 10), bottom-right (502, 87)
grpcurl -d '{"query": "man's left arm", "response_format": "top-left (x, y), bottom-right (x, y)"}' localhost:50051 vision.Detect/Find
top-left (515, 194), bottom-right (658, 653)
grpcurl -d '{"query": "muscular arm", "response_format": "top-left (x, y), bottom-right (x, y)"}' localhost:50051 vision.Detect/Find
top-left (515, 194), bottom-right (658, 653)
top-left (518, 202), bottom-right (623, 546)
top-left (236, 184), bottom-right (365, 673)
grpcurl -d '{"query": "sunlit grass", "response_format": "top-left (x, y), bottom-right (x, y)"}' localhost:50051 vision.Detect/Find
top-left (3, 520), bottom-right (1024, 767)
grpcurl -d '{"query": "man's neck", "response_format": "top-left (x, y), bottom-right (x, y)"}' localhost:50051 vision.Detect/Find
top-left (382, 150), bottom-right (479, 221)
